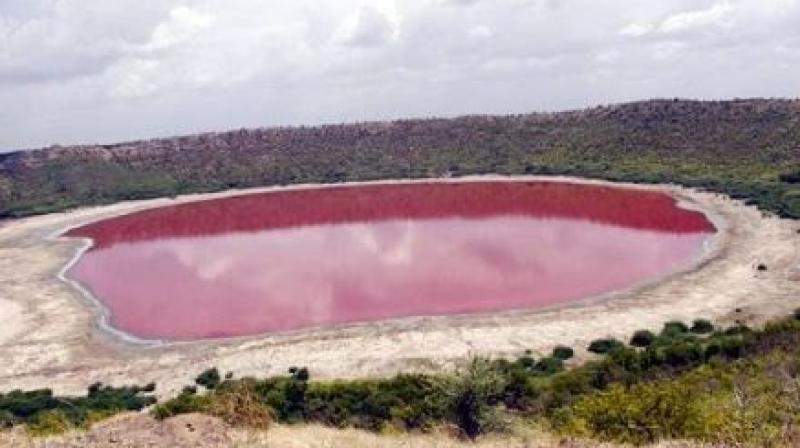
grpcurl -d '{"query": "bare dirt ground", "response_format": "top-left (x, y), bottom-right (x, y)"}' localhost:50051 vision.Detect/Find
top-left (0, 175), bottom-right (798, 402)
top-left (0, 412), bottom-right (705, 448)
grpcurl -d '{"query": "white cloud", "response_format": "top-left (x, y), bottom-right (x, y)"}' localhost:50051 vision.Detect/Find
top-left (0, 0), bottom-right (168, 84)
top-left (106, 58), bottom-right (161, 99)
top-left (468, 25), bottom-right (493, 38)
top-left (335, 6), bottom-right (400, 47)
top-left (619, 22), bottom-right (655, 37)
top-left (1, 0), bottom-right (799, 149)
top-left (619, 1), bottom-right (736, 37)
top-left (143, 6), bottom-right (215, 51)
top-left (659, 1), bottom-right (735, 33)
top-left (594, 50), bottom-right (620, 64)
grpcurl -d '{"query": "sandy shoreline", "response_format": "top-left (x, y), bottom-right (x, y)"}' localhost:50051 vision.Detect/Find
top-left (0, 175), bottom-right (798, 397)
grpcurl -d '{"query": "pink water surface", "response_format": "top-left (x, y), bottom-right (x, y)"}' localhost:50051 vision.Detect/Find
top-left (65, 181), bottom-right (715, 341)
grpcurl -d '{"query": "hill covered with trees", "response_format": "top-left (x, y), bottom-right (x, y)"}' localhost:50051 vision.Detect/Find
top-left (1, 98), bottom-right (799, 218)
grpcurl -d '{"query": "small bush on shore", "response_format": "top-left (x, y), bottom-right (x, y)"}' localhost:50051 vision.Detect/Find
top-left (588, 338), bottom-right (624, 354)
top-left (207, 382), bottom-right (274, 429)
top-left (630, 330), bottom-right (656, 347)
top-left (195, 368), bottom-right (221, 389)
top-left (552, 346), bottom-right (575, 360)
top-left (661, 321), bottom-right (690, 338)
top-left (690, 319), bottom-right (714, 334)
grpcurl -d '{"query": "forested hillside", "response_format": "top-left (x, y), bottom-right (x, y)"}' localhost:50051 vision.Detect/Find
top-left (2, 98), bottom-right (799, 218)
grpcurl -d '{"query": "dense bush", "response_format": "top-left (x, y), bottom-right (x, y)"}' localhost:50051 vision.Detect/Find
top-left (558, 381), bottom-right (705, 444)
top-left (588, 338), bottom-right (624, 354)
top-left (552, 345), bottom-right (575, 360)
top-left (534, 357), bottom-right (565, 375)
top-left (0, 383), bottom-right (157, 434)
top-left (690, 319), bottom-right (714, 334)
top-left (661, 321), bottom-right (690, 338)
top-left (630, 330), bottom-right (656, 347)
top-left (195, 368), bottom-right (221, 389)
top-left (780, 170), bottom-right (800, 184)
top-left (555, 347), bottom-right (800, 446)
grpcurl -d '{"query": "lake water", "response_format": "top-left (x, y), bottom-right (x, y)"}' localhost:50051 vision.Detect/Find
top-left (64, 181), bottom-right (715, 341)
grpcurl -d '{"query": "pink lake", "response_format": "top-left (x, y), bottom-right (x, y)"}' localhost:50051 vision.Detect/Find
top-left (64, 181), bottom-right (715, 341)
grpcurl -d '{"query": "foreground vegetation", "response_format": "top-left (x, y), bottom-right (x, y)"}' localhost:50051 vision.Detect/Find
top-left (2, 99), bottom-right (799, 219)
top-left (147, 313), bottom-right (800, 446)
top-left (4, 312), bottom-right (800, 446)
top-left (0, 383), bottom-right (156, 436)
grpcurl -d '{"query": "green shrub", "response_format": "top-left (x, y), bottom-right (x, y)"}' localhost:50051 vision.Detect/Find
top-left (289, 366), bottom-right (310, 382)
top-left (0, 383), bottom-right (155, 435)
top-left (517, 355), bottom-right (535, 369)
top-left (87, 382), bottom-right (102, 397)
top-left (552, 346), bottom-right (575, 360)
top-left (446, 359), bottom-right (507, 439)
top-left (663, 342), bottom-right (704, 367)
top-left (630, 330), bottom-right (656, 347)
top-left (704, 342), bottom-right (722, 360)
top-left (588, 338), bottom-right (624, 355)
top-left (196, 368), bottom-right (221, 389)
top-left (721, 338), bottom-right (745, 358)
top-left (0, 411), bottom-right (14, 429)
top-left (661, 321), bottom-right (690, 338)
top-left (499, 369), bottom-right (541, 410)
top-left (690, 319), bottom-right (714, 334)
top-left (780, 170), bottom-right (800, 184)
top-left (557, 380), bottom-right (705, 444)
top-left (535, 357), bottom-right (565, 375)
top-left (724, 325), bottom-right (751, 336)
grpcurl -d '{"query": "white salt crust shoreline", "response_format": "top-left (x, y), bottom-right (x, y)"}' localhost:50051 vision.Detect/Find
top-left (0, 175), bottom-right (797, 398)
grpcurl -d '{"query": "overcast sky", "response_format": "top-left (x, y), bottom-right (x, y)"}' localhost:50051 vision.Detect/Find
top-left (1, 0), bottom-right (798, 150)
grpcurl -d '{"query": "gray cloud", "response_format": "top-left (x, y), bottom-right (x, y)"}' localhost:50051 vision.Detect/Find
top-left (0, 0), bottom-right (169, 84)
top-left (337, 6), bottom-right (398, 47)
top-left (0, 0), bottom-right (798, 150)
